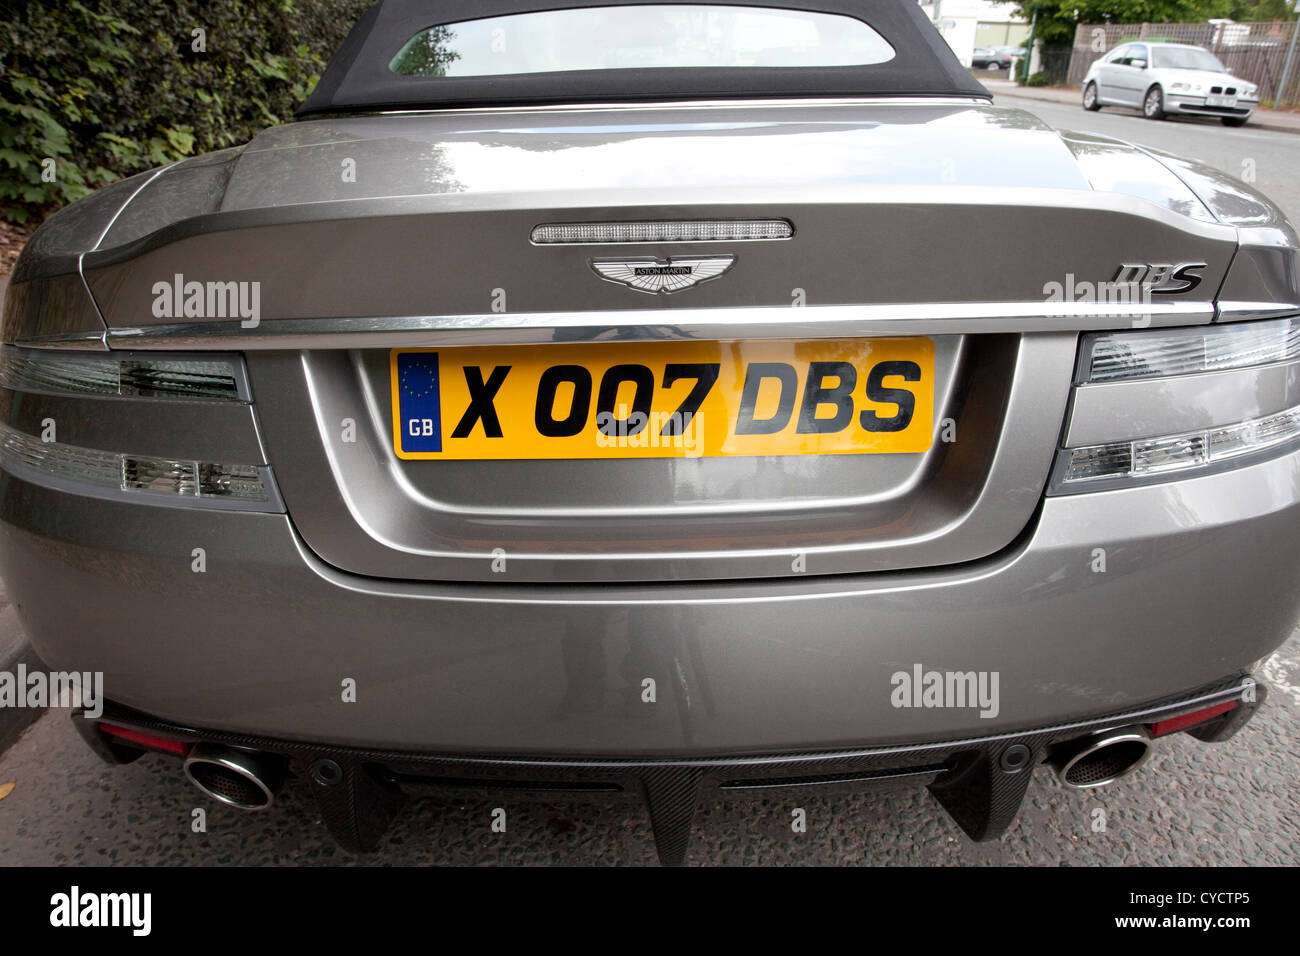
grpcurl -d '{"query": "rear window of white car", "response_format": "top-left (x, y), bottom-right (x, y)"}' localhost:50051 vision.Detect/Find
top-left (389, 5), bottom-right (896, 77)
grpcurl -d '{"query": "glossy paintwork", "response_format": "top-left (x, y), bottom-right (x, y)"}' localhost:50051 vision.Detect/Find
top-left (76, 102), bottom-right (1234, 329)
top-left (1056, 130), bottom-right (1214, 221)
top-left (223, 102), bottom-right (1089, 209)
top-left (77, 194), bottom-right (1236, 337)
top-left (2, 445), bottom-right (1298, 753)
top-left (17, 99), bottom-right (1291, 348)
top-left (0, 389), bottom-right (264, 465)
top-left (1139, 143), bottom-right (1300, 315)
top-left (1, 95), bottom-right (1299, 761)
top-left (1066, 359), bottom-right (1300, 447)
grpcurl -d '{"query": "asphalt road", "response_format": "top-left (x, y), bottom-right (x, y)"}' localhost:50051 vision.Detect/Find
top-left (992, 86), bottom-right (1300, 226)
top-left (0, 96), bottom-right (1297, 867)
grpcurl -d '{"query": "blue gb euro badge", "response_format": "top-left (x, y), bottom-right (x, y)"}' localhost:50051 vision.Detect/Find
top-left (396, 352), bottom-right (442, 454)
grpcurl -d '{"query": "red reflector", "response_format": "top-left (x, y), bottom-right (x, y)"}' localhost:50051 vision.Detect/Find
top-left (99, 723), bottom-right (190, 756)
top-left (1149, 701), bottom-right (1237, 738)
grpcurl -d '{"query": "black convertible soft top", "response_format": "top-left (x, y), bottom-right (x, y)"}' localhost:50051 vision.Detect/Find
top-left (297, 0), bottom-right (989, 116)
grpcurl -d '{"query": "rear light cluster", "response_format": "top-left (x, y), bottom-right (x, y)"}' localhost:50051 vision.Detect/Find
top-left (1056, 318), bottom-right (1300, 489)
top-left (0, 348), bottom-right (281, 511)
top-left (1081, 317), bottom-right (1300, 382)
top-left (0, 421), bottom-right (276, 508)
top-left (0, 347), bottom-right (243, 401)
top-left (1063, 406), bottom-right (1300, 484)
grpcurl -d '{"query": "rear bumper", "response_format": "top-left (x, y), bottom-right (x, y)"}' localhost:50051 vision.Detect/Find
top-left (2, 441), bottom-right (1299, 756)
top-left (77, 676), bottom-right (1264, 862)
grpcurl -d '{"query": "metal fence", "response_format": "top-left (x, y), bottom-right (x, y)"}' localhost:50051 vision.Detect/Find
top-left (1065, 21), bottom-right (1300, 107)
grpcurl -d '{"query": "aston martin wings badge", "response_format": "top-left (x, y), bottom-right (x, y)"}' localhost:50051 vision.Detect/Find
top-left (590, 255), bottom-right (737, 294)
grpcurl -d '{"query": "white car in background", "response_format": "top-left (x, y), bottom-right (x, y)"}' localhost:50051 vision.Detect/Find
top-left (1082, 41), bottom-right (1259, 126)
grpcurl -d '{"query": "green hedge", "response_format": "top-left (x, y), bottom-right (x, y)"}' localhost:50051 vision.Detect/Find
top-left (0, 0), bottom-right (371, 223)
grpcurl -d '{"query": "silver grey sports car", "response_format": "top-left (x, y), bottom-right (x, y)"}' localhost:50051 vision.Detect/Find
top-left (3, 0), bottom-right (1298, 865)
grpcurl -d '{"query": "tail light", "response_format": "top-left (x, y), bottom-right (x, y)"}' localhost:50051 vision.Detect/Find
top-left (1053, 318), bottom-right (1300, 491)
top-left (0, 346), bottom-right (281, 511)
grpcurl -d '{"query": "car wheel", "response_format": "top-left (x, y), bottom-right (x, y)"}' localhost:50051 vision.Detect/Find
top-left (1221, 115), bottom-right (1249, 127)
top-left (987, 62), bottom-right (1000, 70)
top-left (1143, 86), bottom-right (1165, 120)
top-left (1083, 82), bottom-right (1101, 111)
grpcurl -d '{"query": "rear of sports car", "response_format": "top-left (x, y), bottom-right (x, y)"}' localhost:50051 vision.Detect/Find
top-left (2, 0), bottom-right (1298, 864)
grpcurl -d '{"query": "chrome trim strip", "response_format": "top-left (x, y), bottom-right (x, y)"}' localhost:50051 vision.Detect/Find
top-left (1217, 301), bottom-right (1300, 322)
top-left (71, 162), bottom-right (177, 352)
top-left (104, 301), bottom-right (1216, 350)
top-left (13, 331), bottom-right (115, 350)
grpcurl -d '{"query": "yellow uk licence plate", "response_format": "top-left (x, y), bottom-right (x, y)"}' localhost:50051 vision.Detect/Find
top-left (391, 339), bottom-right (934, 460)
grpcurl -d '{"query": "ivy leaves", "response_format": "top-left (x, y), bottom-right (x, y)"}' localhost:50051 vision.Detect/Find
top-left (0, 0), bottom-right (369, 223)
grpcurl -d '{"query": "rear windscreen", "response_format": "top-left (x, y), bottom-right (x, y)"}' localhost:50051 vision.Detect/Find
top-left (389, 5), bottom-right (896, 77)
top-left (297, 0), bottom-right (988, 116)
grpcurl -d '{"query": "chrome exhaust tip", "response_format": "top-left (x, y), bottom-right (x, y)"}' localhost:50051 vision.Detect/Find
top-left (183, 744), bottom-right (284, 811)
top-left (1049, 726), bottom-right (1152, 789)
